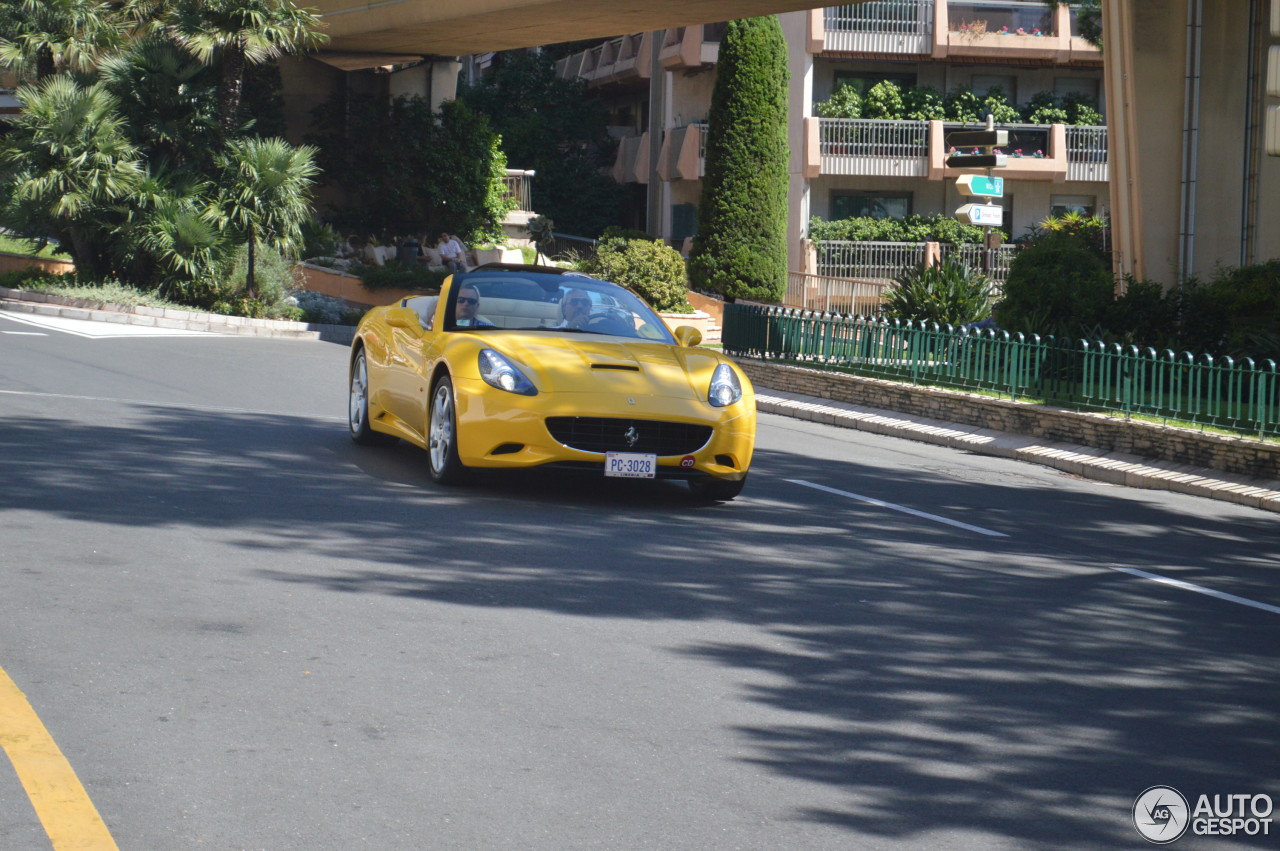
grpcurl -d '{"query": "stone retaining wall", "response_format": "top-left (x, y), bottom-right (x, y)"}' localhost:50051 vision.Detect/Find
top-left (738, 359), bottom-right (1280, 481)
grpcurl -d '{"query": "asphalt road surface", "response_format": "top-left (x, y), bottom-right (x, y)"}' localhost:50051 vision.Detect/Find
top-left (2, 311), bottom-right (1279, 850)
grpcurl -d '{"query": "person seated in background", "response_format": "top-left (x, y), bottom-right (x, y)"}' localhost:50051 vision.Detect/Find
top-left (454, 285), bottom-right (495, 328)
top-left (359, 234), bottom-right (384, 267)
top-left (437, 232), bottom-right (468, 273)
top-left (555, 289), bottom-right (594, 329)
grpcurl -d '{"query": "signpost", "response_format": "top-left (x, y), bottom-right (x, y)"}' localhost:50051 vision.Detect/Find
top-left (949, 115), bottom-right (1007, 272)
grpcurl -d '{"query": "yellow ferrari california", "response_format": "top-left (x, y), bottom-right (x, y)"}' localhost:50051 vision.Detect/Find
top-left (347, 264), bottom-right (756, 500)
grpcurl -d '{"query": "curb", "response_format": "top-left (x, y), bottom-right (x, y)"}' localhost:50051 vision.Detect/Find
top-left (0, 286), bottom-right (329, 340)
top-left (757, 389), bottom-right (1280, 515)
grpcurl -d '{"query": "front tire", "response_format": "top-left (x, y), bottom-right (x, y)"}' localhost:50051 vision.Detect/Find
top-left (350, 349), bottom-right (397, 446)
top-left (688, 475), bottom-right (747, 502)
top-left (427, 375), bottom-right (467, 484)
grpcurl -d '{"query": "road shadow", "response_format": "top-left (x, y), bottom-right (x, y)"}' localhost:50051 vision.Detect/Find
top-left (3, 403), bottom-right (1279, 847)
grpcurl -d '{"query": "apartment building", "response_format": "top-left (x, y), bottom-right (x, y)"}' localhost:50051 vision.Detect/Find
top-left (554, 1), bottom-right (1106, 292)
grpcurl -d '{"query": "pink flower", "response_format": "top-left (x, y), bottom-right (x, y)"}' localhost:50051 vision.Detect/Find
top-left (1016, 27), bottom-right (1026, 35)
top-left (999, 26), bottom-right (1009, 34)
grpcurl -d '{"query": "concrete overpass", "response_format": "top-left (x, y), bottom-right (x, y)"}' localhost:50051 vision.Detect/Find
top-left (304, 0), bottom-right (1280, 281)
top-left (310, 0), bottom-right (826, 64)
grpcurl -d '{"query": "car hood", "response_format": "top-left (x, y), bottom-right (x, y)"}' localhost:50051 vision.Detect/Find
top-left (482, 334), bottom-right (726, 400)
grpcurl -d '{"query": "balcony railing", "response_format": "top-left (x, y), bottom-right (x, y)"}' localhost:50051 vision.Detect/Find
top-left (501, 169), bottom-right (535, 212)
top-left (823, 1), bottom-right (933, 53)
top-left (819, 119), bottom-right (929, 176)
top-left (813, 240), bottom-right (1018, 284)
top-left (1065, 124), bottom-right (1108, 181)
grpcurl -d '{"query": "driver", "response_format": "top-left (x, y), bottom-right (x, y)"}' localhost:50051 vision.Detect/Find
top-left (455, 285), bottom-right (495, 328)
top-left (556, 289), bottom-right (593, 329)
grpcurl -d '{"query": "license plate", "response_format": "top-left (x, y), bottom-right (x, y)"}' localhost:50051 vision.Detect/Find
top-left (604, 452), bottom-right (657, 479)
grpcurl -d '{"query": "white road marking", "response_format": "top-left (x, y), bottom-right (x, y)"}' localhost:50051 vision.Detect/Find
top-left (2, 330), bottom-right (48, 336)
top-left (0, 310), bottom-right (226, 338)
top-left (1110, 566), bottom-right (1280, 616)
top-left (787, 480), bottom-right (1280, 617)
top-left (787, 478), bottom-right (1010, 537)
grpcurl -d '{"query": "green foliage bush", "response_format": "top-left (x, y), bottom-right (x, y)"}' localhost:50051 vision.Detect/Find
top-left (356, 263), bottom-right (448, 293)
top-left (1178, 261), bottom-right (1280, 359)
top-left (583, 238), bottom-right (691, 312)
top-left (884, 258), bottom-right (993, 326)
top-left (217, 243), bottom-right (298, 308)
top-left (812, 81), bottom-right (1104, 126)
top-left (809, 214), bottom-right (991, 245)
top-left (995, 231), bottom-right (1115, 338)
top-left (815, 83), bottom-right (862, 119)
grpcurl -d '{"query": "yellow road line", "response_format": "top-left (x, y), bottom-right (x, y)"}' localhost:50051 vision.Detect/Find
top-left (0, 665), bottom-right (118, 850)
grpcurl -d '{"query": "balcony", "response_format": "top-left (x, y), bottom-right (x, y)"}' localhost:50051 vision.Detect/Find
top-left (553, 32), bottom-right (652, 87)
top-left (803, 118), bottom-right (1108, 182)
top-left (811, 2), bottom-right (1100, 63)
top-left (821, 1), bottom-right (933, 55)
top-left (610, 133), bottom-right (650, 185)
top-left (656, 123), bottom-right (707, 182)
top-left (659, 23), bottom-right (724, 70)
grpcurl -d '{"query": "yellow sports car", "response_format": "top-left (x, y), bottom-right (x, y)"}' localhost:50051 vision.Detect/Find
top-left (347, 264), bottom-right (756, 500)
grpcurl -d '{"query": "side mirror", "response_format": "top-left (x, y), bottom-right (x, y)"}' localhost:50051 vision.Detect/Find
top-left (673, 325), bottom-right (703, 348)
top-left (385, 307), bottom-right (421, 330)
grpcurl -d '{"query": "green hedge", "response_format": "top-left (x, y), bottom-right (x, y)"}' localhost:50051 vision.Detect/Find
top-left (810, 214), bottom-right (993, 245)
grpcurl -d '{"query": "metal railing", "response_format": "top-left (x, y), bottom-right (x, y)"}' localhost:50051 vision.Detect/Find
top-left (1065, 124), bottom-right (1107, 163)
top-left (501, 169), bottom-right (535, 212)
top-left (722, 306), bottom-right (1280, 437)
top-left (786, 271), bottom-right (890, 314)
top-left (820, 118), bottom-right (930, 159)
top-left (948, 0), bottom-right (1056, 35)
top-left (825, 1), bottom-right (933, 35)
top-left (814, 240), bottom-right (925, 281)
top-left (938, 243), bottom-right (1017, 285)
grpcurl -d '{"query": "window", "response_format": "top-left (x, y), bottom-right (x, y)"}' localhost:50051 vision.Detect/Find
top-left (671, 203), bottom-right (698, 241)
top-left (1050, 194), bottom-right (1095, 216)
top-left (1054, 77), bottom-right (1099, 101)
top-left (832, 71), bottom-right (917, 97)
top-left (831, 192), bottom-right (912, 220)
top-left (972, 74), bottom-right (1016, 101)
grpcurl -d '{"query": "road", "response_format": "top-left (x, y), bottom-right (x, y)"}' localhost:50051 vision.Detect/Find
top-left (2, 310), bottom-right (1279, 850)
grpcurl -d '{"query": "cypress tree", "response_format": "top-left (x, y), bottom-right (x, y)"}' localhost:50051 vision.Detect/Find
top-left (687, 16), bottom-right (790, 302)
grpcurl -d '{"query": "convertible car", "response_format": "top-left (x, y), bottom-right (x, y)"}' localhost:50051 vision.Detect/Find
top-left (347, 264), bottom-right (756, 500)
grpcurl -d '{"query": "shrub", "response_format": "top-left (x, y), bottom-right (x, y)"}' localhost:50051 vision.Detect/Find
top-left (903, 85), bottom-right (945, 121)
top-left (1021, 91), bottom-right (1069, 125)
top-left (945, 88), bottom-right (984, 122)
top-left (1178, 260), bottom-right (1280, 359)
top-left (584, 237), bottom-right (691, 312)
top-left (809, 214), bottom-right (991, 245)
top-left (862, 80), bottom-right (904, 120)
top-left (995, 231), bottom-right (1114, 338)
top-left (356, 263), bottom-right (448, 293)
top-left (815, 83), bottom-right (862, 119)
top-left (1106, 277), bottom-right (1180, 349)
top-left (217, 243), bottom-right (298, 308)
top-left (884, 258), bottom-right (993, 326)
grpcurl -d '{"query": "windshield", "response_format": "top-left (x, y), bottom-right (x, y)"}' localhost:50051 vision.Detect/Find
top-left (445, 272), bottom-right (677, 343)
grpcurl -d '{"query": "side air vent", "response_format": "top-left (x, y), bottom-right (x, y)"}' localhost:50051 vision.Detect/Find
top-left (591, 364), bottom-right (640, 371)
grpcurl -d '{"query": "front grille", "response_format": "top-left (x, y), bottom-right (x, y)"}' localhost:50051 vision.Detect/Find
top-left (545, 417), bottom-right (713, 456)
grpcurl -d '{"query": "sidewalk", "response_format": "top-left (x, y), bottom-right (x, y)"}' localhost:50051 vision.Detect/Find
top-left (756, 388), bottom-right (1280, 515)
top-left (0, 285), bottom-right (355, 342)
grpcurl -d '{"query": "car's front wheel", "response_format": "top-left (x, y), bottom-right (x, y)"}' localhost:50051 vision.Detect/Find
top-left (349, 349), bottom-right (397, 446)
top-left (688, 475), bottom-right (747, 502)
top-left (427, 375), bottom-right (467, 484)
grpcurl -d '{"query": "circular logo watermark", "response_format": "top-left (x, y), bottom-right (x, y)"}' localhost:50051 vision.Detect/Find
top-left (1134, 786), bottom-right (1191, 844)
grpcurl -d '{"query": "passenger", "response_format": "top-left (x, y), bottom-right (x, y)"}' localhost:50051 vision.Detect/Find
top-left (455, 285), bottom-right (495, 328)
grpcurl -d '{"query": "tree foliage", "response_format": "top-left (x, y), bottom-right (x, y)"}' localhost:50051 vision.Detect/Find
top-left (583, 237), bottom-right (691, 313)
top-left (458, 49), bottom-right (627, 238)
top-left (687, 16), bottom-right (790, 302)
top-left (309, 94), bottom-right (513, 245)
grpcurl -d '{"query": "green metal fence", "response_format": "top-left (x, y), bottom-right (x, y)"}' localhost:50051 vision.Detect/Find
top-left (723, 304), bottom-right (1280, 437)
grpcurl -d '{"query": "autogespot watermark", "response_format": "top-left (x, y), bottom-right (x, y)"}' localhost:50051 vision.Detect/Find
top-left (1133, 786), bottom-right (1274, 844)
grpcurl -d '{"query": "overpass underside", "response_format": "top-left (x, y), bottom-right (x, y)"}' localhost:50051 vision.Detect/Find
top-left (312, 0), bottom-right (827, 62)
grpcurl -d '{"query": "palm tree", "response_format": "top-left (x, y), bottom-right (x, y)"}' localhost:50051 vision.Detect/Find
top-left (217, 136), bottom-right (319, 298)
top-left (0, 0), bottom-right (130, 80)
top-left (163, 0), bottom-right (327, 137)
top-left (0, 76), bottom-right (144, 278)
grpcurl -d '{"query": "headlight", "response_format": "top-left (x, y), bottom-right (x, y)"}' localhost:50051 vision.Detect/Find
top-left (479, 348), bottom-right (537, 396)
top-left (707, 363), bottom-right (742, 407)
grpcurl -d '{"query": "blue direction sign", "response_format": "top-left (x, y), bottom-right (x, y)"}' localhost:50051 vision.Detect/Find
top-left (957, 174), bottom-right (1004, 197)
